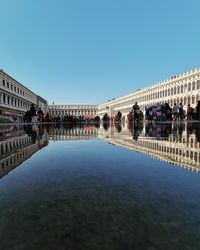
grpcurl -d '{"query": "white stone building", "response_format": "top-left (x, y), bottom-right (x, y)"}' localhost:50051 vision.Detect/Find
top-left (98, 68), bottom-right (200, 119)
top-left (0, 70), bottom-right (48, 122)
top-left (48, 104), bottom-right (98, 118)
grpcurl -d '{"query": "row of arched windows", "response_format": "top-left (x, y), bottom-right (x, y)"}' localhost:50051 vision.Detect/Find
top-left (50, 110), bottom-right (97, 116)
top-left (1, 77), bottom-right (35, 101)
top-left (142, 80), bottom-right (200, 102)
top-left (0, 92), bottom-right (32, 111)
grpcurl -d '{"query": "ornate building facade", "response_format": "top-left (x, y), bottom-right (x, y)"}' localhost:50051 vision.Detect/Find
top-left (48, 104), bottom-right (98, 119)
top-left (98, 68), bottom-right (200, 119)
top-left (0, 70), bottom-right (48, 122)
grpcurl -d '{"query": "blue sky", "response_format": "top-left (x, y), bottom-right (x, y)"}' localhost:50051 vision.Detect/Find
top-left (0, 0), bottom-right (200, 105)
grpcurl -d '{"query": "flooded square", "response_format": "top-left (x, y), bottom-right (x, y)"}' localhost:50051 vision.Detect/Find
top-left (0, 122), bottom-right (200, 250)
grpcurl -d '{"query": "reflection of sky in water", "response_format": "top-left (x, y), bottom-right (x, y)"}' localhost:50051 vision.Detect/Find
top-left (0, 132), bottom-right (200, 249)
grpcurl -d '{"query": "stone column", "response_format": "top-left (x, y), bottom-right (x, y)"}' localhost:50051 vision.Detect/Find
top-left (0, 92), bottom-right (3, 104)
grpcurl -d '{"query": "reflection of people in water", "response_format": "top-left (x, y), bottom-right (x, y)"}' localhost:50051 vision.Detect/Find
top-left (24, 124), bottom-right (38, 143)
top-left (187, 123), bottom-right (200, 142)
top-left (177, 123), bottom-right (185, 138)
top-left (115, 123), bottom-right (122, 133)
top-left (103, 122), bottom-right (109, 131)
top-left (186, 122), bottom-right (194, 140)
top-left (31, 126), bottom-right (38, 143)
top-left (132, 123), bottom-right (143, 141)
top-left (38, 124), bottom-right (44, 139)
top-left (145, 123), bottom-right (172, 138)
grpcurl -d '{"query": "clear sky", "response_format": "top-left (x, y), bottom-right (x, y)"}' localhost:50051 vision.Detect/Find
top-left (0, 0), bottom-right (200, 105)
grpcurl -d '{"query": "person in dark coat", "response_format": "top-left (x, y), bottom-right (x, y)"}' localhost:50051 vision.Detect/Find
top-left (30, 104), bottom-right (37, 123)
top-left (196, 100), bottom-right (200, 121)
top-left (38, 108), bottom-right (44, 122)
top-left (132, 102), bottom-right (140, 122)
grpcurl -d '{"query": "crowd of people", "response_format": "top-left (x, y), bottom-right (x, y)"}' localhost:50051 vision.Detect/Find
top-left (103, 100), bottom-right (200, 123)
top-left (23, 101), bottom-right (200, 125)
top-left (23, 104), bottom-right (101, 124)
top-left (23, 104), bottom-right (47, 123)
top-left (145, 101), bottom-right (200, 121)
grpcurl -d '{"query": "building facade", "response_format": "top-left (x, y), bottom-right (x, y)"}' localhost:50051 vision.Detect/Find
top-left (37, 95), bottom-right (48, 115)
top-left (48, 104), bottom-right (98, 119)
top-left (98, 68), bottom-right (200, 119)
top-left (0, 70), bottom-right (48, 122)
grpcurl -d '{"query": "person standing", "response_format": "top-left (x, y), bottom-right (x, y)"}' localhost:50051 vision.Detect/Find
top-left (196, 100), bottom-right (200, 121)
top-left (187, 104), bottom-right (193, 120)
top-left (178, 103), bottom-right (184, 121)
top-left (172, 103), bottom-right (179, 121)
top-left (132, 102), bottom-right (140, 122)
top-left (38, 108), bottom-right (44, 122)
top-left (30, 104), bottom-right (37, 123)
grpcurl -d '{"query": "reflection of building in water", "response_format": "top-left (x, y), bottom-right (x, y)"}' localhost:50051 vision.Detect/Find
top-left (99, 123), bottom-right (200, 173)
top-left (0, 126), bottom-right (48, 178)
top-left (48, 126), bottom-right (98, 141)
top-left (1, 123), bottom-right (200, 178)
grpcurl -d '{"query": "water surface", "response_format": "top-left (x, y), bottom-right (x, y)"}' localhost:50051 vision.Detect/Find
top-left (0, 122), bottom-right (200, 250)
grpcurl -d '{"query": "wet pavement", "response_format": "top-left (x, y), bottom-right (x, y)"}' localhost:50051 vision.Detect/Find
top-left (0, 122), bottom-right (200, 250)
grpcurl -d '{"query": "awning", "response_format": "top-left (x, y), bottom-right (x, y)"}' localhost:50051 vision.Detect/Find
top-left (84, 114), bottom-right (95, 119)
top-left (4, 111), bottom-right (18, 116)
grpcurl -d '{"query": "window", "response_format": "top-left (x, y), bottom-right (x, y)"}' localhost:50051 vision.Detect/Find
top-left (184, 96), bottom-right (187, 105)
top-left (192, 81), bottom-right (195, 90)
top-left (2, 79), bottom-right (5, 86)
top-left (197, 80), bottom-right (200, 89)
top-left (192, 96), bottom-right (195, 104)
top-left (188, 82), bottom-right (191, 91)
top-left (181, 85), bottom-right (183, 93)
top-left (7, 82), bottom-right (9, 88)
top-left (184, 83), bottom-right (187, 91)
top-left (174, 87), bottom-right (176, 95)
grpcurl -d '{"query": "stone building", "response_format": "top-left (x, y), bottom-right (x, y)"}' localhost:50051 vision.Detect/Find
top-left (0, 70), bottom-right (48, 122)
top-left (48, 104), bottom-right (98, 119)
top-left (98, 68), bottom-right (200, 119)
